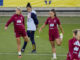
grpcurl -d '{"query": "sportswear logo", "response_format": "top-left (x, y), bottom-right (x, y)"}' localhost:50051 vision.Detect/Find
top-left (54, 20), bottom-right (56, 23)
top-left (21, 17), bottom-right (22, 19)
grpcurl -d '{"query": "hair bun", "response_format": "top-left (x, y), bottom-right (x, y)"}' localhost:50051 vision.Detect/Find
top-left (26, 2), bottom-right (32, 8)
top-left (27, 3), bottom-right (31, 6)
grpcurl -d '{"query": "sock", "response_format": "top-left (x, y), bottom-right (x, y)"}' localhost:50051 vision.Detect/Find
top-left (32, 44), bottom-right (36, 50)
top-left (22, 42), bottom-right (27, 49)
top-left (18, 51), bottom-right (21, 56)
top-left (53, 53), bottom-right (57, 59)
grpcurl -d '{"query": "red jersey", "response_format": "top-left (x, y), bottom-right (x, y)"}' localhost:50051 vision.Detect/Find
top-left (67, 38), bottom-right (80, 60)
top-left (5, 14), bottom-right (25, 32)
top-left (45, 17), bottom-right (61, 32)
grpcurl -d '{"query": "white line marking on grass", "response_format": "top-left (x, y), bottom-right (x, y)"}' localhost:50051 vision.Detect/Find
top-left (0, 52), bottom-right (66, 56)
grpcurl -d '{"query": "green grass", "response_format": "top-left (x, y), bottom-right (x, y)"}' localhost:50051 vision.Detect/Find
top-left (0, 16), bottom-right (80, 60)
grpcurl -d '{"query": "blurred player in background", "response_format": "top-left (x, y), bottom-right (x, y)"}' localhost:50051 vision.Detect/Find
top-left (67, 29), bottom-right (80, 60)
top-left (21, 3), bottom-right (39, 53)
top-left (4, 8), bottom-right (29, 58)
top-left (39, 9), bottom-right (64, 59)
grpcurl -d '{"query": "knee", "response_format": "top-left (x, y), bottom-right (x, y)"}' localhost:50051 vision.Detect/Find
top-left (16, 38), bottom-right (21, 44)
top-left (16, 38), bottom-right (19, 40)
top-left (57, 42), bottom-right (61, 46)
top-left (24, 36), bottom-right (29, 39)
top-left (56, 39), bottom-right (62, 46)
top-left (52, 45), bottom-right (55, 48)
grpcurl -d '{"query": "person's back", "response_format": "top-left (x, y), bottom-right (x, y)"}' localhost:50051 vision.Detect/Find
top-left (67, 29), bottom-right (80, 60)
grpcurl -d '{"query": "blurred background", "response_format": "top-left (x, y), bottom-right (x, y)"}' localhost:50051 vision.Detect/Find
top-left (0, 0), bottom-right (80, 16)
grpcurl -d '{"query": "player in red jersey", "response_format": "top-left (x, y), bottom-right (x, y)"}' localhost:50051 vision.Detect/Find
top-left (4, 8), bottom-right (29, 58)
top-left (67, 29), bottom-right (80, 60)
top-left (39, 9), bottom-right (64, 59)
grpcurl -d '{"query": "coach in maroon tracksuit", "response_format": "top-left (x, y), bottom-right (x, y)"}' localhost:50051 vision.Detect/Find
top-left (5, 8), bottom-right (29, 58)
top-left (67, 29), bottom-right (80, 60)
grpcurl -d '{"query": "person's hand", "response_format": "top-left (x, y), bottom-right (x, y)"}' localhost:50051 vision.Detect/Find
top-left (36, 25), bottom-right (38, 28)
top-left (62, 31), bottom-right (64, 35)
top-left (39, 28), bottom-right (42, 33)
top-left (4, 27), bottom-right (8, 30)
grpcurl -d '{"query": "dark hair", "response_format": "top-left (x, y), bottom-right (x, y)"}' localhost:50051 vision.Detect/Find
top-left (26, 3), bottom-right (32, 8)
top-left (50, 9), bottom-right (56, 17)
top-left (73, 29), bottom-right (78, 35)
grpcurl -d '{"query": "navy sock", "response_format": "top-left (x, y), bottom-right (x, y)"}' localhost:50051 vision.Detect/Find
top-left (22, 42), bottom-right (27, 49)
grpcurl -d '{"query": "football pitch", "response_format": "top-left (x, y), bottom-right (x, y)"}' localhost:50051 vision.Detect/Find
top-left (0, 16), bottom-right (80, 60)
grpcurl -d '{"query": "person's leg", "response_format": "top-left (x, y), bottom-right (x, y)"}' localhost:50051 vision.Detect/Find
top-left (56, 38), bottom-right (62, 46)
top-left (16, 37), bottom-right (22, 58)
top-left (30, 31), bottom-right (36, 53)
top-left (21, 31), bottom-right (30, 52)
top-left (54, 31), bottom-right (63, 46)
top-left (50, 41), bottom-right (56, 59)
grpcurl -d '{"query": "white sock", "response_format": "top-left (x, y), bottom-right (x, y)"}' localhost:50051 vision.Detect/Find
top-left (18, 51), bottom-right (21, 56)
top-left (53, 53), bottom-right (57, 59)
top-left (60, 33), bottom-right (63, 40)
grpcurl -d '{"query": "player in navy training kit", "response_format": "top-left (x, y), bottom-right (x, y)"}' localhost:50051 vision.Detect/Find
top-left (21, 3), bottom-right (39, 53)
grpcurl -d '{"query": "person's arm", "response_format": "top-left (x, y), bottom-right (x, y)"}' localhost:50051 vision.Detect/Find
top-left (59, 25), bottom-right (64, 34)
top-left (31, 13), bottom-right (39, 28)
top-left (68, 40), bottom-right (73, 60)
top-left (5, 16), bottom-right (14, 30)
top-left (39, 18), bottom-right (49, 33)
top-left (57, 18), bottom-right (64, 34)
top-left (39, 24), bottom-right (46, 33)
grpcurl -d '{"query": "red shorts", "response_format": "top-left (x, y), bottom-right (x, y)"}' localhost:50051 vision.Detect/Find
top-left (49, 30), bottom-right (59, 41)
top-left (15, 30), bottom-right (27, 38)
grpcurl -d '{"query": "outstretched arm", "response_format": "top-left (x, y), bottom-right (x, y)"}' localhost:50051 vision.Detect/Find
top-left (39, 18), bottom-right (49, 33)
top-left (5, 16), bottom-right (14, 30)
top-left (39, 24), bottom-right (46, 33)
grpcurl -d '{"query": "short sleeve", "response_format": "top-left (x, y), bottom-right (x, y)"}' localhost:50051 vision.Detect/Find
top-left (45, 18), bottom-right (49, 25)
top-left (57, 18), bottom-right (61, 25)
